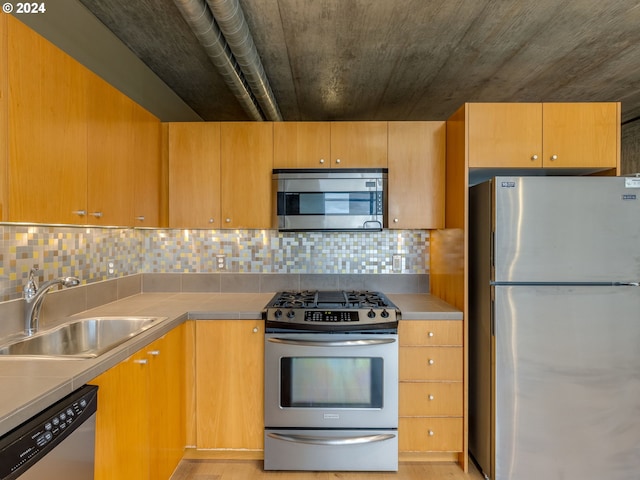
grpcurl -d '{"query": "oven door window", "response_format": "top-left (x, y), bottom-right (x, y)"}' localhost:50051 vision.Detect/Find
top-left (280, 357), bottom-right (383, 408)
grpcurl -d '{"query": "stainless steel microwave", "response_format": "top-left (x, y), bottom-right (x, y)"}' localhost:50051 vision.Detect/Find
top-left (273, 169), bottom-right (387, 231)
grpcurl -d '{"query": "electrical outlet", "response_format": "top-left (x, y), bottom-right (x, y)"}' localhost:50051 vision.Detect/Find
top-left (216, 254), bottom-right (226, 270)
top-left (107, 259), bottom-right (116, 277)
top-left (392, 254), bottom-right (404, 273)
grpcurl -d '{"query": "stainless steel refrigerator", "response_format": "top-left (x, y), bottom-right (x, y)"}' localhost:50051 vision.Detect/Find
top-left (469, 176), bottom-right (640, 480)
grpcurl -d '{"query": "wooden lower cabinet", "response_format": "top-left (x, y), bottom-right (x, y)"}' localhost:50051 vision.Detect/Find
top-left (92, 324), bottom-right (185, 480)
top-left (195, 319), bottom-right (264, 450)
top-left (398, 320), bottom-right (464, 458)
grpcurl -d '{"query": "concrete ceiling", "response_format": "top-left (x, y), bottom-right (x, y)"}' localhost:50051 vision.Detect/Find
top-left (65, 0), bottom-right (640, 124)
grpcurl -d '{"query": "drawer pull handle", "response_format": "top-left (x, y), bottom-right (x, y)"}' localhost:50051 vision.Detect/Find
top-left (428, 359), bottom-right (435, 365)
top-left (428, 331), bottom-right (434, 337)
top-left (428, 394), bottom-right (435, 401)
top-left (428, 430), bottom-right (435, 436)
top-left (148, 350), bottom-right (160, 356)
top-left (133, 359), bottom-right (148, 365)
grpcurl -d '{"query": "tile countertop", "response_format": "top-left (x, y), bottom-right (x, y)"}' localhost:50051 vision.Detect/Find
top-left (0, 292), bottom-right (461, 436)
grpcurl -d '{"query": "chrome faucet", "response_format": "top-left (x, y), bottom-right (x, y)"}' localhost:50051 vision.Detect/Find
top-left (24, 265), bottom-right (80, 336)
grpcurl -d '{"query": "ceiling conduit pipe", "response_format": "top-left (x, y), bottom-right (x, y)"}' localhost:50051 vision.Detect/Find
top-left (173, 0), bottom-right (265, 121)
top-left (206, 0), bottom-right (283, 121)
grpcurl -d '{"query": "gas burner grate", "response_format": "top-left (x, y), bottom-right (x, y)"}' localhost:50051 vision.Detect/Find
top-left (269, 290), bottom-right (392, 309)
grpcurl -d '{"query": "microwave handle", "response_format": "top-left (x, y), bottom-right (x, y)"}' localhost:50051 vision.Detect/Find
top-left (363, 220), bottom-right (382, 229)
top-left (267, 337), bottom-right (396, 347)
top-left (267, 432), bottom-right (396, 446)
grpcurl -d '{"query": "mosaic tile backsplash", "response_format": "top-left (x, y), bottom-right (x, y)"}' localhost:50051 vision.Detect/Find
top-left (0, 225), bottom-right (429, 301)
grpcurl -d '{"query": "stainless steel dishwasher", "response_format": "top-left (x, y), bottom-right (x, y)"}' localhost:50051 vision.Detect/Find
top-left (0, 384), bottom-right (98, 480)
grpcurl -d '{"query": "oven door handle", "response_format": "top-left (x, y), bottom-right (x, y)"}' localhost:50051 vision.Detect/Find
top-left (267, 432), bottom-right (396, 446)
top-left (267, 337), bottom-right (396, 347)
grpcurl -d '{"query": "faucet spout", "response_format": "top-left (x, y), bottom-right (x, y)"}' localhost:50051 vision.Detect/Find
top-left (24, 267), bottom-right (80, 336)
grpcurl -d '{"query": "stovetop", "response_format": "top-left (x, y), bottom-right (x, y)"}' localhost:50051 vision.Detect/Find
top-left (263, 290), bottom-right (400, 332)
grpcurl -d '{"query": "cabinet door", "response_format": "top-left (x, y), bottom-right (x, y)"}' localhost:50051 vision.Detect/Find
top-left (7, 17), bottom-right (88, 224)
top-left (195, 320), bottom-right (264, 450)
top-left (0, 15), bottom-right (7, 221)
top-left (330, 122), bottom-right (388, 167)
top-left (388, 122), bottom-right (445, 229)
top-left (168, 122), bottom-right (221, 228)
top-left (468, 103), bottom-right (543, 168)
top-left (220, 122), bottom-right (273, 228)
top-left (132, 103), bottom-right (162, 227)
top-left (274, 122), bottom-right (331, 168)
top-left (93, 351), bottom-right (150, 480)
top-left (542, 102), bottom-right (619, 168)
top-left (87, 73), bottom-right (138, 226)
top-left (148, 326), bottom-right (186, 480)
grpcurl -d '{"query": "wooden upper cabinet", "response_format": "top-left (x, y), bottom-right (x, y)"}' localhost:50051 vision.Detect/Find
top-left (468, 103), bottom-right (543, 168)
top-left (168, 122), bottom-right (221, 228)
top-left (468, 102), bottom-right (619, 170)
top-left (273, 122), bottom-right (331, 168)
top-left (4, 16), bottom-right (164, 226)
top-left (388, 122), bottom-right (445, 229)
top-left (6, 16), bottom-right (88, 224)
top-left (132, 103), bottom-right (162, 227)
top-left (0, 15), bottom-right (7, 221)
top-left (220, 122), bottom-right (273, 228)
top-left (542, 103), bottom-right (619, 168)
top-left (87, 73), bottom-right (136, 226)
top-left (330, 121), bottom-right (388, 168)
top-left (274, 121), bottom-right (386, 168)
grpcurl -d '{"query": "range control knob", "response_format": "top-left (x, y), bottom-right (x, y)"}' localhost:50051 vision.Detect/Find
top-left (287, 310), bottom-right (296, 319)
top-left (274, 309), bottom-right (283, 319)
top-left (367, 309), bottom-right (376, 319)
top-left (380, 309), bottom-right (390, 318)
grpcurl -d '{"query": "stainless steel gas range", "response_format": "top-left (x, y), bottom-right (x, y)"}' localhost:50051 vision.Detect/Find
top-left (263, 290), bottom-right (400, 472)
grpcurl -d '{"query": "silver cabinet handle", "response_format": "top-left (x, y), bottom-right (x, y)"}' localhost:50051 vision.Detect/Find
top-left (90, 212), bottom-right (103, 218)
top-left (209, 218), bottom-right (214, 223)
top-left (393, 218), bottom-right (399, 223)
top-left (428, 359), bottom-right (435, 365)
top-left (253, 327), bottom-right (259, 333)
top-left (531, 154), bottom-right (538, 161)
top-left (133, 359), bottom-right (148, 365)
top-left (72, 210), bottom-right (86, 217)
top-left (428, 394), bottom-right (435, 401)
top-left (135, 216), bottom-right (145, 222)
top-left (550, 154), bottom-right (558, 161)
top-left (268, 337), bottom-right (396, 347)
top-left (428, 331), bottom-right (434, 337)
top-left (428, 430), bottom-right (435, 436)
top-left (148, 350), bottom-right (160, 356)
top-left (225, 218), bottom-right (231, 223)
top-left (319, 158), bottom-right (325, 164)
top-left (335, 158), bottom-right (341, 164)
top-left (267, 432), bottom-right (395, 446)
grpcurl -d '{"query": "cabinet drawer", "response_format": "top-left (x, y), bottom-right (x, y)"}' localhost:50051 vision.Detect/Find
top-left (399, 417), bottom-right (463, 452)
top-left (399, 321), bottom-right (462, 346)
top-left (399, 382), bottom-right (463, 417)
top-left (399, 347), bottom-right (463, 381)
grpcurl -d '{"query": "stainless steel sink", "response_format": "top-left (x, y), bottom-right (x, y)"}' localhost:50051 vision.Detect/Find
top-left (0, 316), bottom-right (165, 359)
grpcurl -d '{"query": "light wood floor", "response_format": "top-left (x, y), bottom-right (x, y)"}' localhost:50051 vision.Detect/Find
top-left (170, 459), bottom-right (486, 479)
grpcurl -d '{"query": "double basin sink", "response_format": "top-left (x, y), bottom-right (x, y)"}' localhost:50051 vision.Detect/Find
top-left (0, 316), bottom-right (165, 359)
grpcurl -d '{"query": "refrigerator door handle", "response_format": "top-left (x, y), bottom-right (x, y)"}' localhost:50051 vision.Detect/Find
top-left (490, 296), bottom-right (495, 337)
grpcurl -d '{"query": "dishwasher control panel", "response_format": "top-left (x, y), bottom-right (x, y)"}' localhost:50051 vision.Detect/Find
top-left (0, 384), bottom-right (98, 480)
